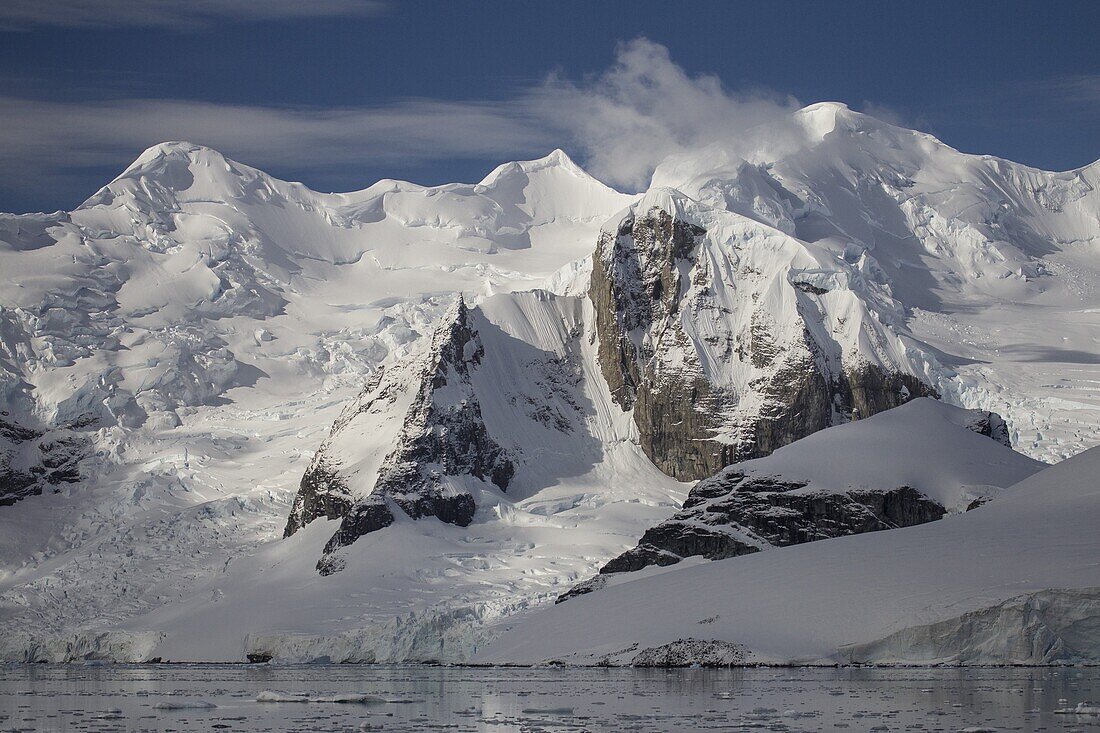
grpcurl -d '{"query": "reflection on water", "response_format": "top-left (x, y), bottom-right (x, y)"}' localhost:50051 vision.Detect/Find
top-left (2, 664), bottom-right (1099, 731)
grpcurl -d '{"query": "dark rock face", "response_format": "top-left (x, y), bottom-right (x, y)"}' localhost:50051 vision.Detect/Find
top-left (0, 413), bottom-right (41, 506)
top-left (283, 451), bottom-right (354, 537)
top-left (745, 362), bottom-right (932, 465)
top-left (600, 473), bottom-right (947, 575)
top-left (590, 208), bottom-right (704, 412)
top-left (590, 208), bottom-right (727, 480)
top-left (601, 521), bottom-right (760, 574)
top-left (964, 411), bottom-right (1012, 447)
top-left (283, 299), bottom-right (514, 573)
top-left (554, 574), bottom-right (607, 604)
top-left (630, 638), bottom-right (745, 667)
top-left (589, 203), bottom-right (936, 481)
top-left (1, 412), bottom-right (88, 507)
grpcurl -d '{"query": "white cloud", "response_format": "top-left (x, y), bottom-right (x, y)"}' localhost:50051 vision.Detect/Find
top-left (0, 0), bottom-right (384, 30)
top-left (0, 96), bottom-right (549, 168)
top-left (1041, 74), bottom-right (1100, 105)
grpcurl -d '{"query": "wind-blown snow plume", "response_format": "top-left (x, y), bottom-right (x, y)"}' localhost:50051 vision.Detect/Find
top-left (532, 38), bottom-right (807, 190)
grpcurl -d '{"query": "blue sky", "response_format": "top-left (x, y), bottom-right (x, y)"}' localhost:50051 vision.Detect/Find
top-left (1, 0), bottom-right (1097, 212)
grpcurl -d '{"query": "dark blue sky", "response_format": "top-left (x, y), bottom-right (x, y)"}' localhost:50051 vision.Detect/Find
top-left (1, 0), bottom-right (1097, 212)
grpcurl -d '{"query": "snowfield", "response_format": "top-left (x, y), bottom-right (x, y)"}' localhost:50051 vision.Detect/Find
top-left (1, 102), bottom-right (1098, 663)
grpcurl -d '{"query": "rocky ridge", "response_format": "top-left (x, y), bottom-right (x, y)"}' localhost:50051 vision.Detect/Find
top-left (285, 299), bottom-right (514, 573)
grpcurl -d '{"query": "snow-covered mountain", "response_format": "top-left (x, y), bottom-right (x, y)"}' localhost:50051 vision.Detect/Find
top-left (652, 102), bottom-right (1100, 463)
top-left (0, 142), bottom-right (633, 504)
top-left (0, 103), bottom-right (1098, 662)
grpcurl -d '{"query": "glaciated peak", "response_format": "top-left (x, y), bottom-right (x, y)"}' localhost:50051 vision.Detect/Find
top-left (477, 149), bottom-right (635, 227)
top-left (796, 101), bottom-right (869, 140)
top-left (620, 186), bottom-right (695, 225)
top-left (116, 140), bottom-right (251, 183)
top-left (478, 148), bottom-right (590, 188)
top-left (524, 148), bottom-right (588, 176)
top-left (798, 100), bottom-right (853, 116)
top-left (79, 140), bottom-right (276, 212)
top-left (129, 140), bottom-right (212, 165)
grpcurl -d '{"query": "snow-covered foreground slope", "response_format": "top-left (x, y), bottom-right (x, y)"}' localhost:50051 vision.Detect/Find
top-left (1, 101), bottom-right (1099, 663)
top-left (678, 398), bottom-right (1039, 510)
top-left (477, 445), bottom-right (1100, 666)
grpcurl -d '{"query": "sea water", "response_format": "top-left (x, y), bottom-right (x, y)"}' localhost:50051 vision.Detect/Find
top-left (2, 664), bottom-right (1098, 731)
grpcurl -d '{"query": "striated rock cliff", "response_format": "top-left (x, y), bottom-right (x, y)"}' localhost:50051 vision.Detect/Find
top-left (589, 189), bottom-right (937, 481)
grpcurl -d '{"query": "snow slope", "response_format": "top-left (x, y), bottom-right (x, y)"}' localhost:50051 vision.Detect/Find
top-left (695, 397), bottom-right (1042, 510)
top-left (477, 445), bottom-right (1100, 666)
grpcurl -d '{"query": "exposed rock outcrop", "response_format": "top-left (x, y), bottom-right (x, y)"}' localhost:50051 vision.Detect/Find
top-left (589, 191), bottom-right (937, 481)
top-left (630, 638), bottom-right (745, 667)
top-left (1, 412), bottom-right (89, 507)
top-left (284, 299), bottom-right (514, 572)
top-left (554, 573), bottom-right (607, 604)
top-left (963, 410), bottom-right (1012, 447)
top-left (601, 476), bottom-right (946, 574)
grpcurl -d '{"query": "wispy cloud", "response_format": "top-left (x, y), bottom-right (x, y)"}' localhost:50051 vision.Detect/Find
top-left (0, 96), bottom-right (550, 169)
top-left (0, 95), bottom-right (555, 208)
top-left (930, 73), bottom-right (1100, 128)
top-left (0, 0), bottom-right (384, 30)
top-left (1, 38), bottom-right (812, 210)
top-left (1036, 74), bottom-right (1100, 105)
